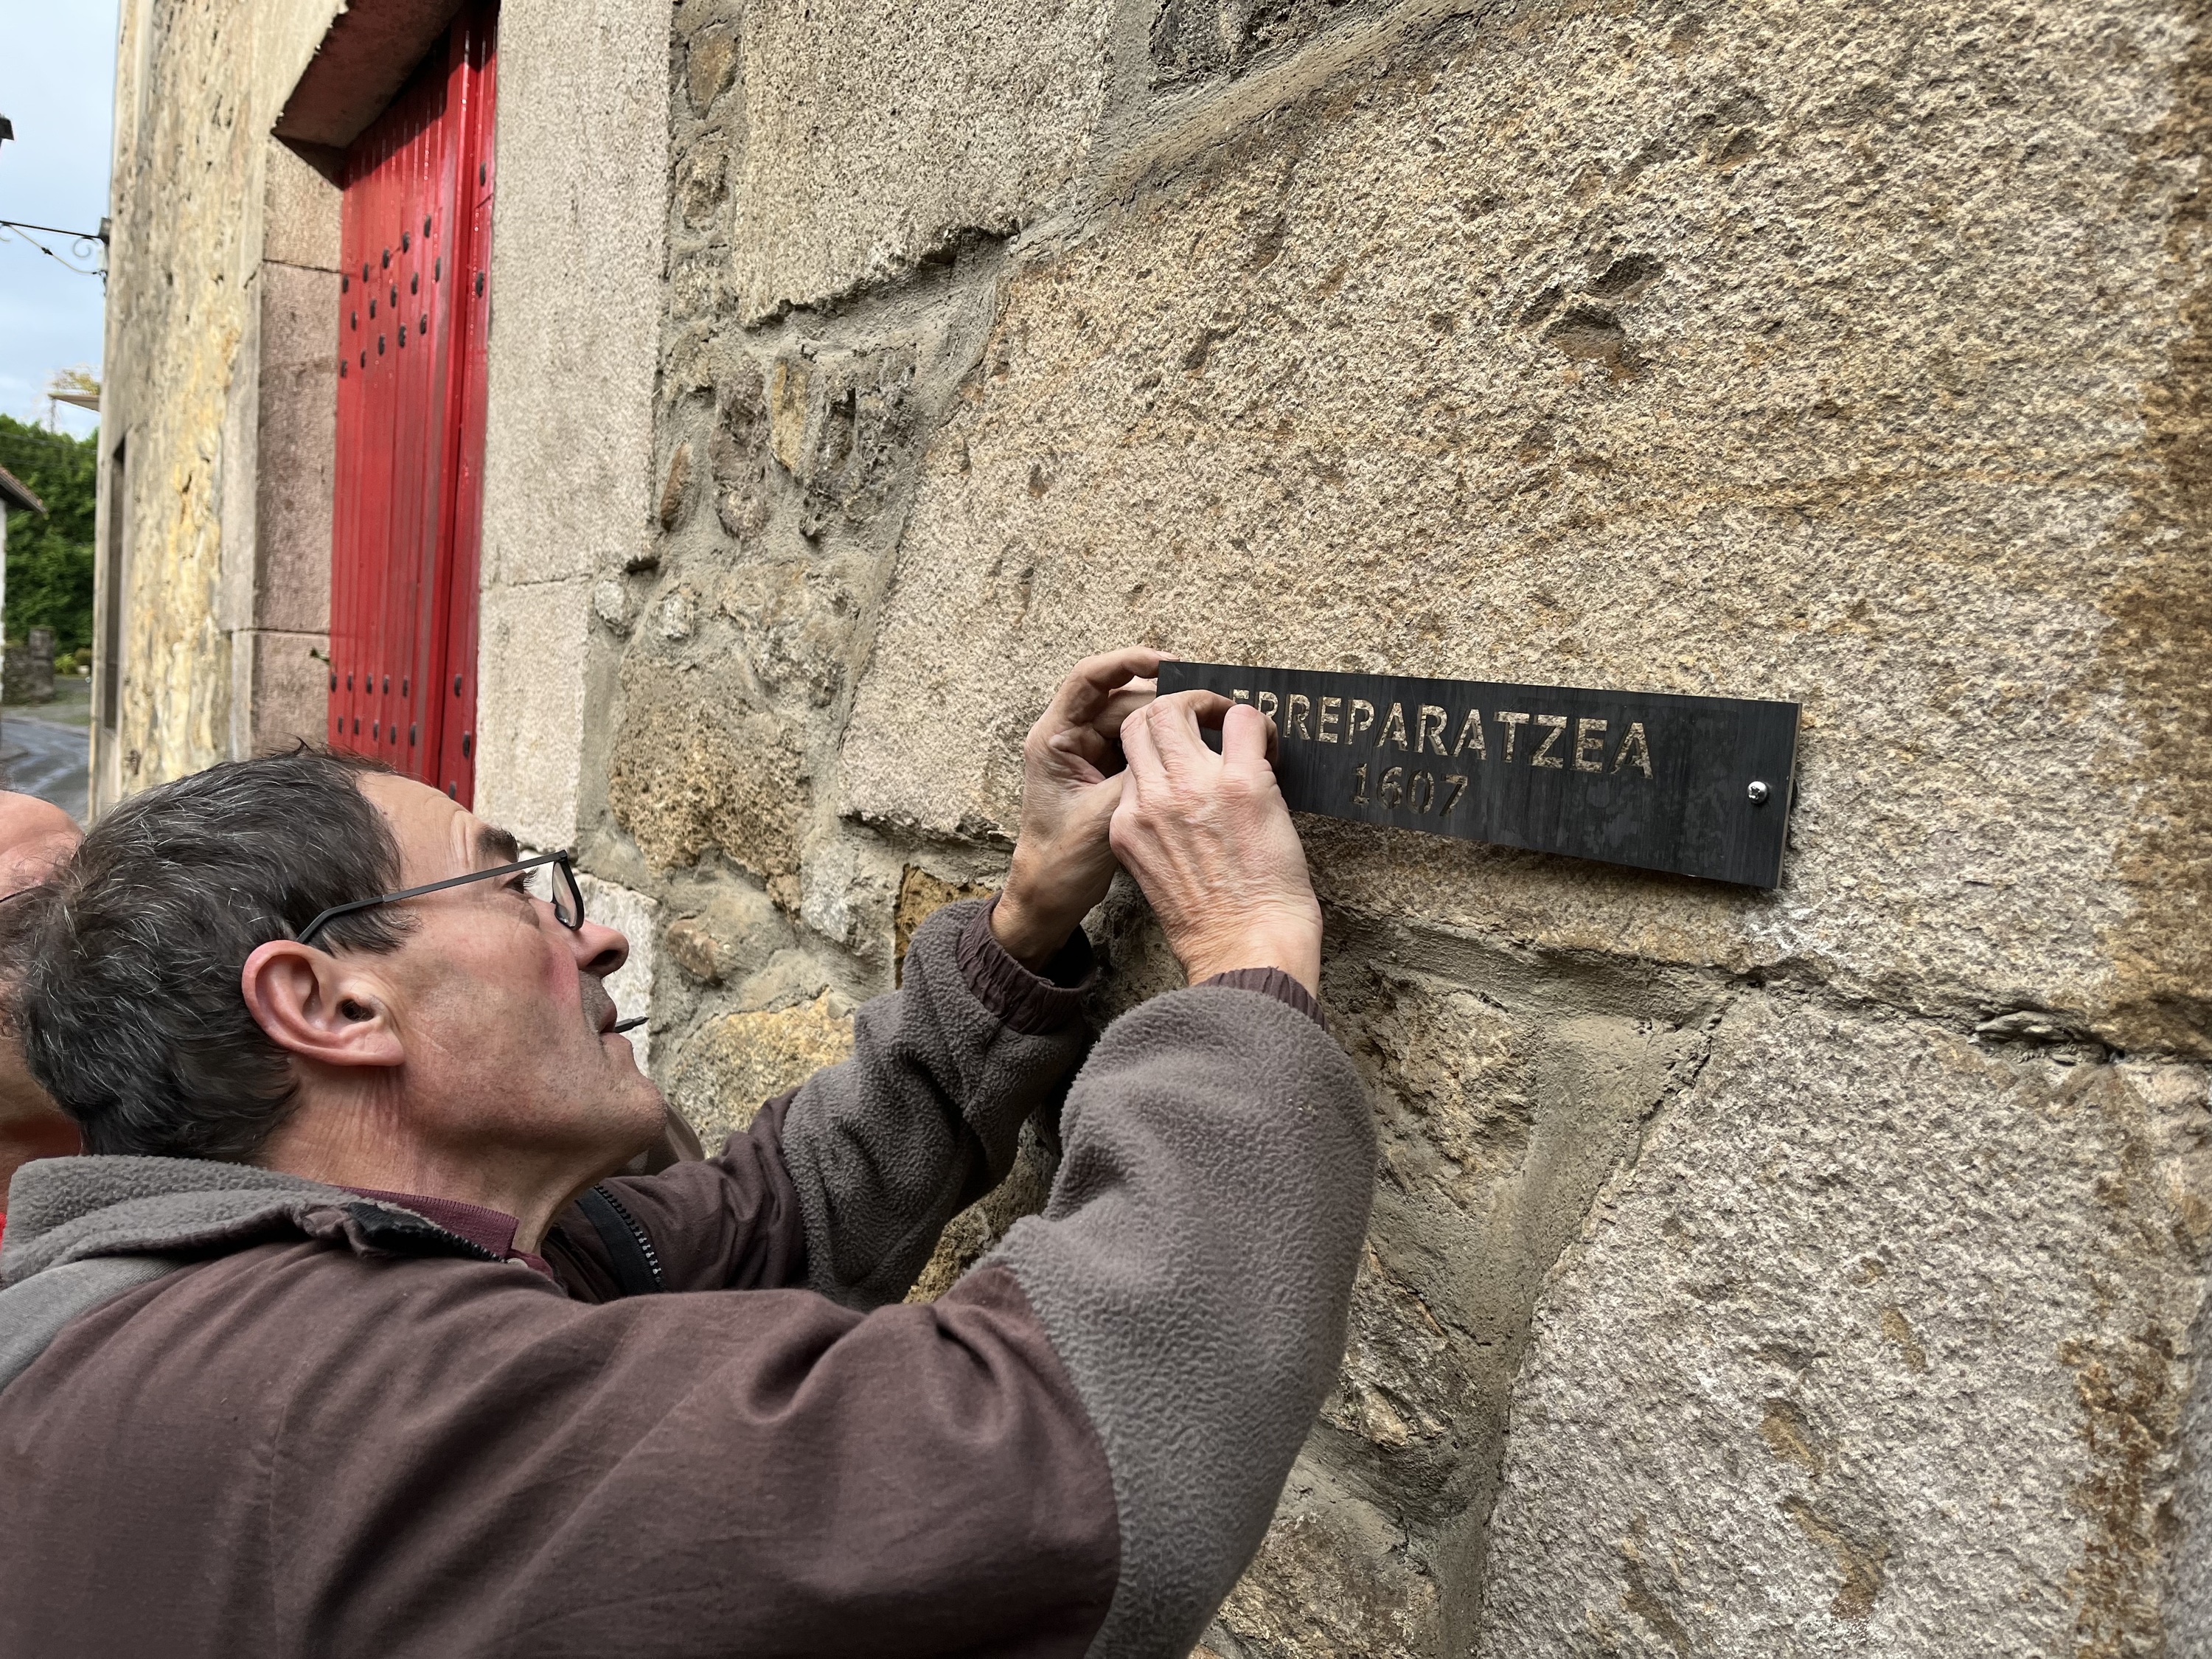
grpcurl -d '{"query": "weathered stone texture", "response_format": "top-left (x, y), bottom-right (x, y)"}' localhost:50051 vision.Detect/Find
top-left (1321, 941), bottom-right (1717, 1522)
top-left (1151, 0), bottom-right (1362, 86)
top-left (893, 865), bottom-right (994, 983)
top-left (229, 628), bottom-right (331, 761)
top-left (240, 260), bottom-right (338, 639)
top-left (684, 24), bottom-right (739, 115)
top-left (727, 0), bottom-right (1113, 320)
top-left (665, 992), bottom-right (855, 1146)
top-left (1479, 999), bottom-right (2212, 1655)
top-left (4, 632), bottom-right (55, 706)
top-left (764, 347), bottom-right (931, 543)
top-left (663, 881), bottom-right (791, 988)
top-left (843, 0), bottom-right (2212, 1054)
top-left (476, 576), bottom-right (595, 852)
top-left (100, 0), bottom-right (283, 796)
top-left (478, 0), bottom-right (670, 597)
top-left (657, 441), bottom-right (695, 530)
top-left (2113, 11), bottom-right (2212, 1082)
top-left (472, 0), bottom-right (675, 852)
top-left (616, 0), bottom-right (2212, 1645)
top-left (608, 655), bottom-right (810, 883)
top-left (1202, 1462), bottom-right (1444, 1659)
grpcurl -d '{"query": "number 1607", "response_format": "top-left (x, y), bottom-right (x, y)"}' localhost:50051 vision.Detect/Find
top-left (1354, 766), bottom-right (1467, 814)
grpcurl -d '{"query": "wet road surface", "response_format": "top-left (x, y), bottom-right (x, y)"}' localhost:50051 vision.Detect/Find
top-left (1, 711), bottom-right (89, 821)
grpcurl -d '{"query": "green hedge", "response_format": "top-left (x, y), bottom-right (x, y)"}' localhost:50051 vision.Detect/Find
top-left (0, 414), bottom-right (96, 656)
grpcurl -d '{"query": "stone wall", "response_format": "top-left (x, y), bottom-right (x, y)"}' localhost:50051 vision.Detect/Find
top-left (4, 629), bottom-right (55, 706)
top-left (97, 0), bottom-right (2212, 1646)
top-left (101, 0), bottom-right (261, 799)
top-left (469, 0), bottom-right (676, 858)
top-left (100, 0), bottom-right (672, 831)
top-left (596, 0), bottom-right (2212, 1648)
top-left (96, 0), bottom-right (358, 811)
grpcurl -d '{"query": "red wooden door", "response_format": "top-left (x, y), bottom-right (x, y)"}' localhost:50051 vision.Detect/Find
top-left (328, 2), bottom-right (496, 803)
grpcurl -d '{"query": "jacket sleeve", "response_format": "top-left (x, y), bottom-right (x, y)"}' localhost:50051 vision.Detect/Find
top-left (781, 897), bottom-right (1096, 1306)
top-left (985, 981), bottom-right (1376, 1659)
top-left (547, 897), bottom-right (1095, 1304)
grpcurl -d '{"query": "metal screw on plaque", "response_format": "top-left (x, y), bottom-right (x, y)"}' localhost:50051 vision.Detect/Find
top-left (1747, 780), bottom-right (1771, 805)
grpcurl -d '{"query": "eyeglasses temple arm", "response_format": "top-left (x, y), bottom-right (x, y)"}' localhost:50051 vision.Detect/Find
top-left (295, 851), bottom-right (574, 949)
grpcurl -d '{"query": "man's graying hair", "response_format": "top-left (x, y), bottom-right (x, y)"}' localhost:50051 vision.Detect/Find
top-left (18, 749), bottom-right (411, 1161)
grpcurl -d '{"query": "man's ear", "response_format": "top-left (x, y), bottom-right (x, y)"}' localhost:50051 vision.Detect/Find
top-left (240, 941), bottom-right (405, 1071)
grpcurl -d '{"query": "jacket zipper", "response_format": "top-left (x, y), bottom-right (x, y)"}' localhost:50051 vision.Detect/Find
top-left (591, 1183), bottom-right (665, 1290)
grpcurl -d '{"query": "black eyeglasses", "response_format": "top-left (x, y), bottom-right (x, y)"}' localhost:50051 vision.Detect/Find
top-left (296, 851), bottom-right (584, 950)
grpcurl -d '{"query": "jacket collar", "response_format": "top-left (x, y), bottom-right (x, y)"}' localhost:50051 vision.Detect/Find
top-left (0, 1155), bottom-right (507, 1288)
top-left (344, 1186), bottom-right (524, 1262)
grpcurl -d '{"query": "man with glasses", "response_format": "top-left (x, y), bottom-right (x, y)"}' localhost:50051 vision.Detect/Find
top-left (0, 648), bottom-right (1374, 1659)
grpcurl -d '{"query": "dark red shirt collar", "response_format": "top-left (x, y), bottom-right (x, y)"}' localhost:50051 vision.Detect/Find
top-left (344, 1186), bottom-right (553, 1278)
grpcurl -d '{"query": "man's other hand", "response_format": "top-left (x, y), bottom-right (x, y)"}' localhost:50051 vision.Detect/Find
top-left (991, 647), bottom-right (1163, 970)
top-left (1110, 690), bottom-right (1323, 995)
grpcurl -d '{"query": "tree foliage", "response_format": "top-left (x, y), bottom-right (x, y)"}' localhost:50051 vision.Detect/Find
top-left (0, 414), bottom-right (97, 655)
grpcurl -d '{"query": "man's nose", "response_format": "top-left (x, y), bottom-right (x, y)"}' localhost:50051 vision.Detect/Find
top-left (569, 919), bottom-right (630, 978)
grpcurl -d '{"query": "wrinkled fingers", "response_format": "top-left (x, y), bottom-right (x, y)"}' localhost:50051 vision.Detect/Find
top-left (1045, 647), bottom-right (1165, 731)
top-left (1220, 702), bottom-right (1279, 769)
top-left (1118, 693), bottom-right (1169, 798)
top-left (1087, 681), bottom-right (1158, 745)
top-left (1046, 723), bottom-right (1112, 771)
top-left (1144, 691), bottom-right (1234, 783)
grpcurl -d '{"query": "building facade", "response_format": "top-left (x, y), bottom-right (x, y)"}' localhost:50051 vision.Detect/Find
top-left (100, 0), bottom-right (2212, 1649)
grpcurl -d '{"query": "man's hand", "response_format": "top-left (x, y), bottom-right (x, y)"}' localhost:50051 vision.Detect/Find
top-left (991, 647), bottom-right (1163, 970)
top-left (1109, 690), bottom-right (1323, 994)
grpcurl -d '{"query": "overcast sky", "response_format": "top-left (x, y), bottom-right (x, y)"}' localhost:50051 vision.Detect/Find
top-left (0, 0), bottom-right (119, 440)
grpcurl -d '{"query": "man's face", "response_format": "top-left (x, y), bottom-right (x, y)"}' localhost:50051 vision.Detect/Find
top-left (347, 773), bottom-right (665, 1169)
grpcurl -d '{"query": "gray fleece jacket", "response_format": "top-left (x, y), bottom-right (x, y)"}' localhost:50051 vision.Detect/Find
top-left (0, 899), bottom-right (1374, 1658)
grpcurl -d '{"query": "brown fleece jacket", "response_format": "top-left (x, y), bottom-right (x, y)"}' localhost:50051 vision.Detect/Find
top-left (0, 900), bottom-right (1374, 1658)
